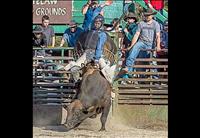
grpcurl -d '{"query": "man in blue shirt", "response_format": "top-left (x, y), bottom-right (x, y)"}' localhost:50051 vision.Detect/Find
top-left (92, 15), bottom-right (117, 84)
top-left (60, 20), bottom-right (83, 48)
top-left (82, 0), bottom-right (112, 31)
top-left (92, 15), bottom-right (107, 64)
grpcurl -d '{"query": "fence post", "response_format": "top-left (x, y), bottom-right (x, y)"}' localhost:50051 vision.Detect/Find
top-left (111, 32), bottom-right (120, 116)
top-left (61, 48), bottom-right (64, 63)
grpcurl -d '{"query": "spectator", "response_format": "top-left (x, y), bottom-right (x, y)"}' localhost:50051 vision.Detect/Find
top-left (32, 25), bottom-right (47, 57)
top-left (38, 15), bottom-right (57, 73)
top-left (39, 15), bottom-right (55, 47)
top-left (160, 20), bottom-right (168, 49)
top-left (120, 12), bottom-right (138, 84)
top-left (122, 12), bottom-right (138, 48)
top-left (157, 20), bottom-right (168, 80)
top-left (32, 26), bottom-right (47, 48)
top-left (59, 20), bottom-right (83, 59)
top-left (155, 20), bottom-right (168, 57)
top-left (32, 25), bottom-right (53, 76)
top-left (105, 18), bottom-right (122, 51)
top-left (82, 0), bottom-right (112, 31)
top-left (60, 20), bottom-right (83, 48)
top-left (120, 8), bottom-right (161, 77)
top-left (106, 18), bottom-right (121, 33)
top-left (124, 0), bottom-right (136, 13)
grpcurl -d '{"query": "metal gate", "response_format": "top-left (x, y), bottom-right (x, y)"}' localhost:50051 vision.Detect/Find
top-left (33, 47), bottom-right (77, 125)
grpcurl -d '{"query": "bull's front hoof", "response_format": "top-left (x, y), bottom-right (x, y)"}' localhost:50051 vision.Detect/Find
top-left (99, 128), bottom-right (106, 131)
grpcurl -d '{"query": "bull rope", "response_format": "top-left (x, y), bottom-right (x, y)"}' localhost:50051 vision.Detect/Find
top-left (103, 47), bottom-right (117, 65)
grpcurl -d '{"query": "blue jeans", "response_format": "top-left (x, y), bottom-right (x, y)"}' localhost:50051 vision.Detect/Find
top-left (121, 50), bottom-right (133, 79)
top-left (136, 50), bottom-right (150, 78)
top-left (122, 48), bottom-right (150, 79)
top-left (125, 41), bottom-right (152, 72)
top-left (94, 32), bottom-right (107, 61)
top-left (63, 33), bottom-right (75, 47)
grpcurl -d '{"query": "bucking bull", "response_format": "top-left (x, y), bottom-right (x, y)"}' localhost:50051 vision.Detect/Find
top-left (62, 31), bottom-right (117, 131)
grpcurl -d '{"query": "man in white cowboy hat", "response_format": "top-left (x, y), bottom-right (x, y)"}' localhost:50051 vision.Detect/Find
top-left (60, 20), bottom-right (83, 48)
top-left (120, 8), bottom-right (161, 76)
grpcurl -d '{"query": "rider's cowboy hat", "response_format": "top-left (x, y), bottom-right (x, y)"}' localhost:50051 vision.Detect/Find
top-left (66, 20), bottom-right (79, 28)
top-left (143, 8), bottom-right (157, 16)
top-left (124, 12), bottom-right (137, 22)
top-left (33, 26), bottom-right (43, 33)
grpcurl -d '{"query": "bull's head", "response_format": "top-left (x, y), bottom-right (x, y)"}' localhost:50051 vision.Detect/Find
top-left (80, 62), bottom-right (98, 77)
top-left (63, 100), bottom-right (96, 131)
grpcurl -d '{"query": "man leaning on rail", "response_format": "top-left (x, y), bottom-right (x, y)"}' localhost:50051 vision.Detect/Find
top-left (119, 8), bottom-right (162, 77)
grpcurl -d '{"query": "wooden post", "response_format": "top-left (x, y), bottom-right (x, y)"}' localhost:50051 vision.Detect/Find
top-left (150, 50), bottom-right (153, 86)
top-left (111, 32), bottom-right (120, 116)
top-left (61, 48), bottom-right (64, 63)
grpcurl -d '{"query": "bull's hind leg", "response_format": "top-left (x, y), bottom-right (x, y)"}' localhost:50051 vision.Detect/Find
top-left (99, 99), bottom-right (111, 131)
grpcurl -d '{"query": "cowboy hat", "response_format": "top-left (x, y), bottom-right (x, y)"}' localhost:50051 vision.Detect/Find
top-left (143, 8), bottom-right (157, 16)
top-left (33, 25), bottom-right (43, 33)
top-left (124, 12), bottom-right (137, 22)
top-left (66, 20), bottom-right (79, 27)
top-left (164, 20), bottom-right (168, 26)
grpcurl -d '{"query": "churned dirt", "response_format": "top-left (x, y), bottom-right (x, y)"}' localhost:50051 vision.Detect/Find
top-left (33, 106), bottom-right (168, 138)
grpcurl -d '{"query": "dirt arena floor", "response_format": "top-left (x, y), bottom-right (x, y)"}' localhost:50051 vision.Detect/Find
top-left (33, 105), bottom-right (168, 138)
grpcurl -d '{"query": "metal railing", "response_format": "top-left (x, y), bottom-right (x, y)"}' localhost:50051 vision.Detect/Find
top-left (33, 47), bottom-right (77, 105)
top-left (115, 48), bottom-right (168, 105)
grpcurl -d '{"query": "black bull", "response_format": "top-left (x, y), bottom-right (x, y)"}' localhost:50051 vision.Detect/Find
top-left (63, 31), bottom-right (117, 131)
